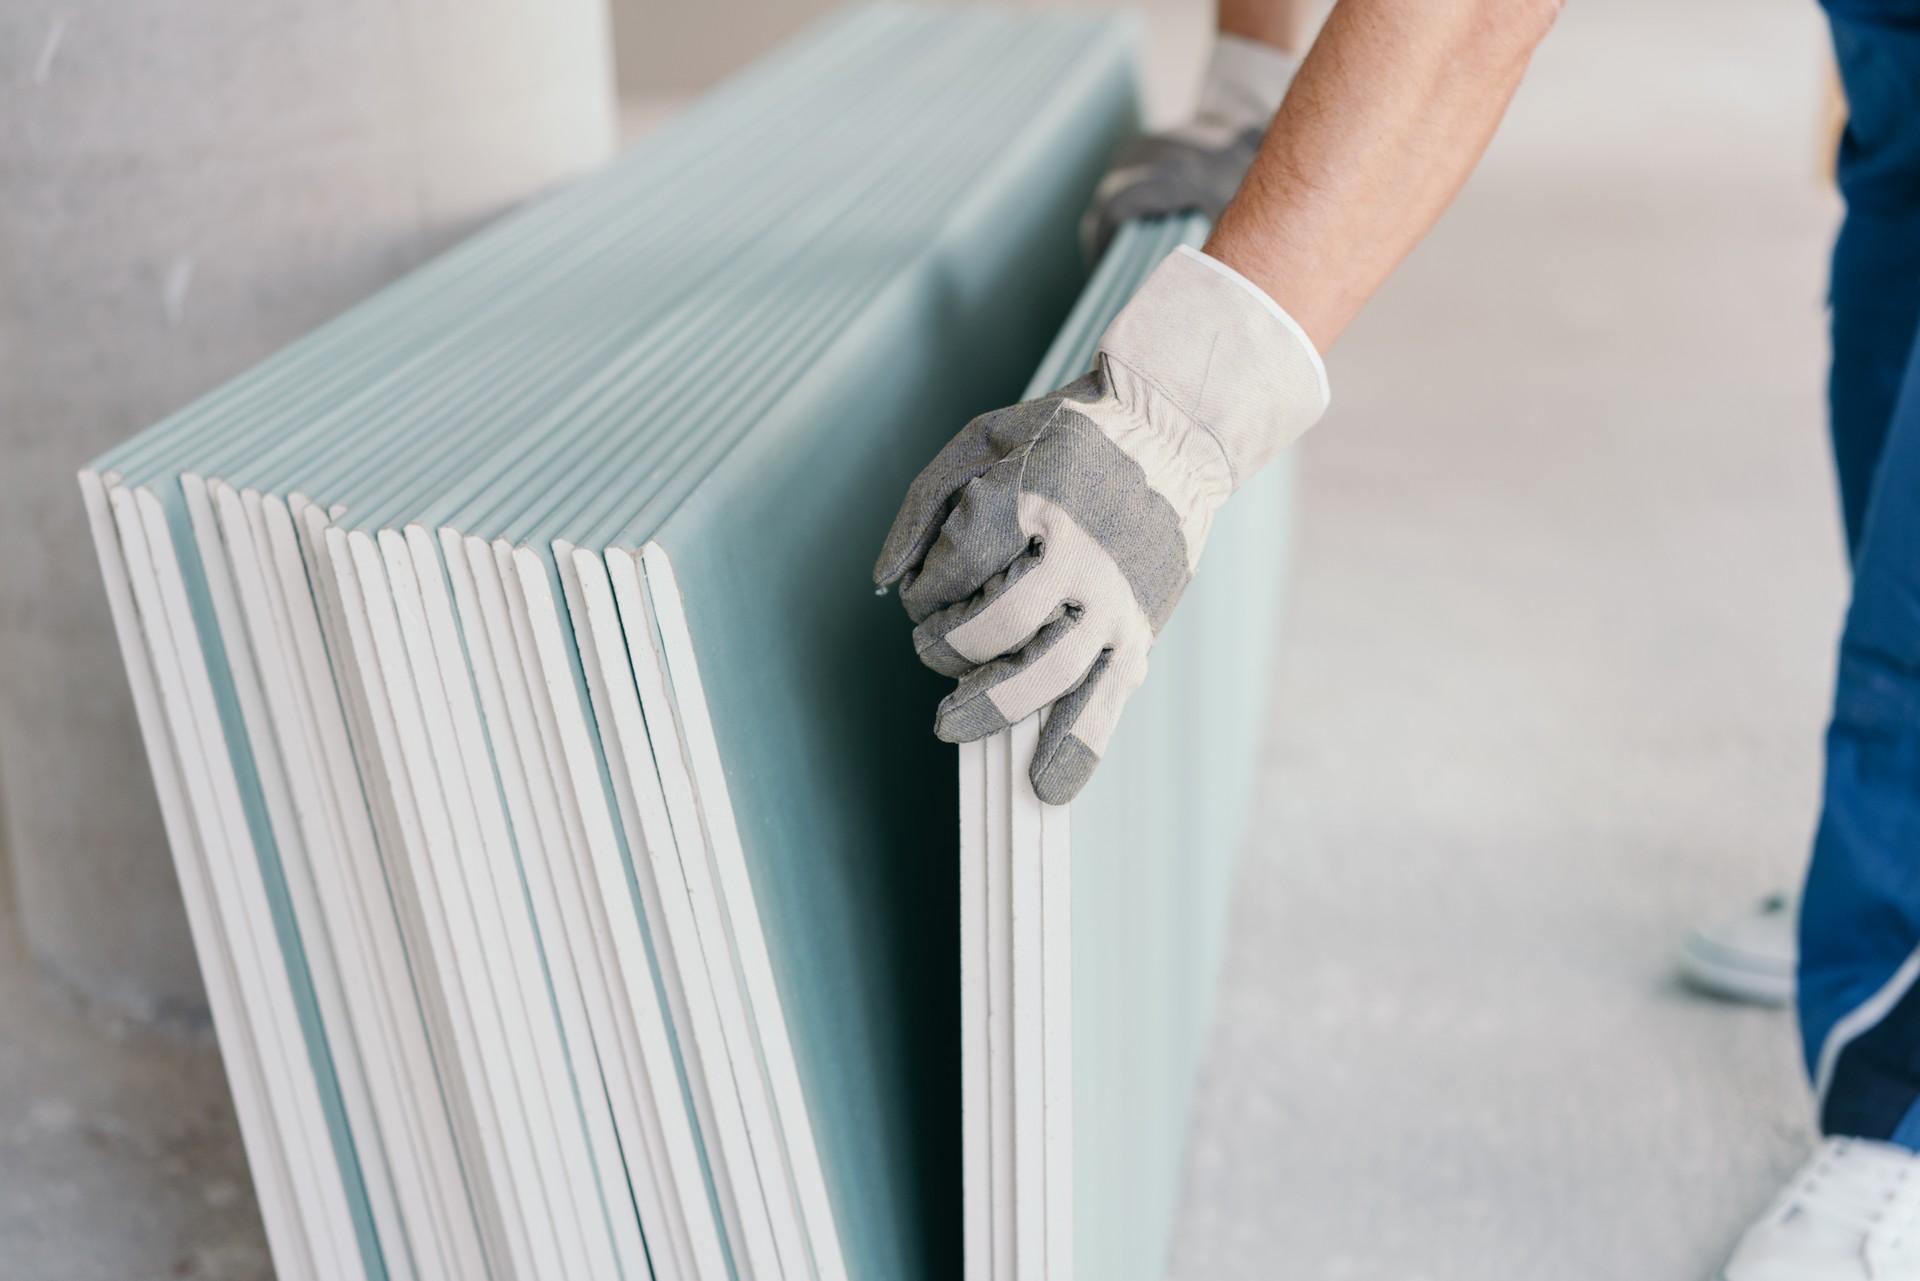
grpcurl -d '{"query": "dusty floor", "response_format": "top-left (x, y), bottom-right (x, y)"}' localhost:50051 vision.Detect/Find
top-left (0, 0), bottom-right (1843, 1277)
top-left (0, 931), bottom-right (269, 1280)
top-left (1167, 0), bottom-right (1842, 1278)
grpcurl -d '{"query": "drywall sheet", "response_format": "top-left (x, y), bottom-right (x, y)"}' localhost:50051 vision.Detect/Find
top-left (961, 212), bottom-right (1294, 1281)
top-left (81, 6), bottom-right (1143, 1279)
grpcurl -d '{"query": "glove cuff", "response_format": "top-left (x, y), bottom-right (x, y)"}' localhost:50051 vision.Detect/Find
top-left (1097, 245), bottom-right (1330, 487)
top-left (1196, 33), bottom-right (1300, 132)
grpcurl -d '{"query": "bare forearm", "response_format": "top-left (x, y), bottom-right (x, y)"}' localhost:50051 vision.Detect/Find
top-left (1207, 0), bottom-right (1561, 349)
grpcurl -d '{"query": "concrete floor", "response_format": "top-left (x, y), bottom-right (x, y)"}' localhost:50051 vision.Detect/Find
top-left (0, 930), bottom-right (270, 1279)
top-left (0, 0), bottom-right (1841, 1277)
top-left (1167, 0), bottom-right (1842, 1278)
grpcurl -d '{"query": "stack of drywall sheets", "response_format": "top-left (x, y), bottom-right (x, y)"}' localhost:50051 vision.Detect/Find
top-left (961, 213), bottom-right (1294, 1281)
top-left (79, 8), bottom-right (1137, 1279)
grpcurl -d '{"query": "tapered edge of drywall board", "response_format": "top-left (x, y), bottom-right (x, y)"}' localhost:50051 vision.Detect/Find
top-left (1007, 717), bottom-right (1045, 1281)
top-left (966, 715), bottom-right (1073, 1281)
top-left (347, 522), bottom-right (592, 1280)
top-left (218, 484), bottom-right (437, 1280)
top-left (301, 501), bottom-right (516, 1281)
top-left (442, 526), bottom-right (703, 1281)
top-left (232, 484), bottom-right (492, 1281)
top-left (465, 532), bottom-right (726, 1281)
top-left (1001, 717), bottom-right (1077, 1281)
top-left (419, 525), bottom-right (663, 1281)
top-left (361, 521), bottom-right (625, 1281)
top-left (79, 469), bottom-right (319, 1281)
top-left (560, 537), bottom-right (802, 1281)
top-left (180, 474), bottom-right (415, 1281)
top-left (1037, 742), bottom-right (1073, 1281)
top-left (635, 541), bottom-right (853, 1281)
top-left (574, 541), bottom-right (805, 1281)
top-left (577, 543), bottom-right (821, 1281)
top-left (544, 545), bottom-right (717, 1281)
top-left (386, 526), bottom-right (639, 1280)
top-left (119, 480), bottom-right (369, 1281)
top-left (984, 729), bottom-right (1015, 1281)
top-left (303, 501), bottom-right (520, 1281)
top-left (505, 539), bottom-right (770, 1279)
top-left (552, 539), bottom-right (798, 1281)
top-left (323, 520), bottom-right (548, 1281)
top-left (959, 736), bottom-right (991, 1281)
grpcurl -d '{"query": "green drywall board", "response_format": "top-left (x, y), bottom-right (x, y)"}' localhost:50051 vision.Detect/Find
top-left (1069, 454), bottom-right (1291, 1281)
top-left (645, 22), bottom-right (1140, 1279)
top-left (997, 211), bottom-right (1293, 1281)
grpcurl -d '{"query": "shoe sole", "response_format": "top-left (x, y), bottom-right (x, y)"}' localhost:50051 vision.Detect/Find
top-left (1678, 944), bottom-right (1793, 1008)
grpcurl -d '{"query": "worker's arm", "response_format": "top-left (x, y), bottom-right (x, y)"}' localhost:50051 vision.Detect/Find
top-left (1210, 0), bottom-right (1561, 348)
top-left (876, 0), bottom-right (1563, 805)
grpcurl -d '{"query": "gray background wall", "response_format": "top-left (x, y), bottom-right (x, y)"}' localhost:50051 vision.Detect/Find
top-left (0, 0), bottom-right (618, 1020)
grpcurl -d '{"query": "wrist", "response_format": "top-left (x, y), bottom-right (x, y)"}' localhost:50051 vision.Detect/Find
top-left (1097, 245), bottom-right (1330, 488)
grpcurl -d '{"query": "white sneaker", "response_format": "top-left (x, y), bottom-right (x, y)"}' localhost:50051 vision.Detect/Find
top-left (1680, 894), bottom-right (1797, 1006)
top-left (1719, 1138), bottom-right (1920, 1279)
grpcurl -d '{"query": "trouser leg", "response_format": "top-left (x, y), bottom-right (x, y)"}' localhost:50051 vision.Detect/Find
top-left (1798, 0), bottom-right (1920, 1143)
top-left (1803, 331), bottom-right (1920, 1142)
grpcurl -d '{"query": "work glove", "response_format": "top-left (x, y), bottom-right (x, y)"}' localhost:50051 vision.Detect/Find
top-left (874, 246), bottom-right (1329, 804)
top-left (1081, 33), bottom-right (1300, 262)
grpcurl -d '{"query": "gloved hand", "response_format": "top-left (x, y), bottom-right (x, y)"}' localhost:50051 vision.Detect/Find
top-left (1081, 33), bottom-right (1300, 262)
top-left (874, 246), bottom-right (1329, 804)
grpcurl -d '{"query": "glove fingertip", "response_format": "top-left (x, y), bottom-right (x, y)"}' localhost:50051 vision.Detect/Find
top-left (934, 690), bottom-right (1011, 744)
top-left (1029, 732), bottom-right (1099, 806)
top-left (874, 514), bottom-right (939, 591)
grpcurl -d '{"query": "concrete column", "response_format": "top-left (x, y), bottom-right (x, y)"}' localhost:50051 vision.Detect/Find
top-left (0, 0), bottom-right (616, 1021)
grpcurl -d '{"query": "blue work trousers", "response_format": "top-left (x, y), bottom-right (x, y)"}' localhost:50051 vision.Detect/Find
top-left (1798, 0), bottom-right (1920, 1145)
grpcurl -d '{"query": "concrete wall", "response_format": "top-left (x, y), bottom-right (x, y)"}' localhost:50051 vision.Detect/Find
top-left (0, 0), bottom-right (617, 1021)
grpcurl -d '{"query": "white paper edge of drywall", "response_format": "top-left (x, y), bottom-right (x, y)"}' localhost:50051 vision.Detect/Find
top-left (127, 482), bottom-right (357, 1280)
top-left (507, 540), bottom-right (760, 1275)
top-left (355, 526), bottom-right (589, 1278)
top-left (181, 475), bottom-right (412, 1280)
top-left (81, 470), bottom-right (317, 1281)
top-left (556, 540), bottom-right (778, 1280)
top-left (307, 505), bottom-right (514, 1281)
top-left (998, 712), bottom-right (1077, 1281)
top-left (959, 736), bottom-right (991, 1281)
top-left (234, 487), bottom-right (447, 1279)
top-left (385, 525), bottom-right (628, 1279)
top-left (590, 545), bottom-right (813, 1281)
top-left (1007, 715), bottom-right (1047, 1281)
top-left (637, 540), bottom-right (852, 1281)
top-left (324, 524), bottom-right (545, 1281)
top-left (575, 544), bottom-right (777, 1278)
top-left (432, 527), bottom-right (667, 1281)
top-left (472, 532), bottom-right (715, 1279)
top-left (985, 725), bottom-right (1016, 1281)
top-left (541, 545), bottom-right (771, 1281)
top-left (252, 488), bottom-right (488, 1281)
top-left (1036, 740), bottom-right (1073, 1281)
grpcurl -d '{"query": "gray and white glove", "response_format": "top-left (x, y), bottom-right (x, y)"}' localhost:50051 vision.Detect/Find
top-left (874, 246), bottom-right (1329, 804)
top-left (1081, 33), bottom-right (1300, 261)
